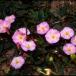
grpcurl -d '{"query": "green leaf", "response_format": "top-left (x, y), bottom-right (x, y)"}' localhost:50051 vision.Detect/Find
top-left (70, 54), bottom-right (76, 60)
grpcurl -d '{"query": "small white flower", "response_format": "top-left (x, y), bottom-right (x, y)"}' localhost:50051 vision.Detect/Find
top-left (60, 27), bottom-right (74, 39)
top-left (37, 22), bottom-right (49, 35)
top-left (10, 56), bottom-right (25, 69)
top-left (21, 40), bottom-right (36, 51)
top-left (45, 29), bottom-right (60, 44)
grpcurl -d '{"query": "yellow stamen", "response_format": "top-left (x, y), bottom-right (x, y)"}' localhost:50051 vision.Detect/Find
top-left (65, 32), bottom-right (69, 36)
top-left (52, 35), bottom-right (56, 39)
top-left (16, 60), bottom-right (19, 64)
top-left (18, 35), bottom-right (23, 41)
top-left (26, 44), bottom-right (30, 48)
top-left (67, 48), bottom-right (71, 51)
top-left (41, 27), bottom-right (45, 30)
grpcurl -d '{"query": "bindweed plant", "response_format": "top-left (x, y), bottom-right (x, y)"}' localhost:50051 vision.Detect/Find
top-left (0, 14), bottom-right (76, 73)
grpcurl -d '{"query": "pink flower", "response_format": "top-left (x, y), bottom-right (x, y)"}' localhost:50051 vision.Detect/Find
top-left (0, 15), bottom-right (15, 33)
top-left (0, 19), bottom-right (3, 23)
top-left (12, 31), bottom-right (26, 45)
top-left (12, 28), bottom-right (30, 45)
top-left (18, 28), bottom-right (30, 35)
top-left (21, 40), bottom-right (36, 51)
top-left (71, 36), bottom-right (76, 46)
top-left (5, 15), bottom-right (16, 24)
top-left (60, 27), bottom-right (74, 39)
top-left (45, 29), bottom-right (60, 44)
top-left (37, 22), bottom-right (49, 35)
top-left (63, 43), bottom-right (76, 55)
top-left (10, 56), bottom-right (25, 69)
top-left (0, 20), bottom-right (11, 33)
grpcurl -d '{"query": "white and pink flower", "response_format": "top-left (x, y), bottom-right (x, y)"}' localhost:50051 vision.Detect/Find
top-left (63, 43), bottom-right (76, 55)
top-left (5, 15), bottom-right (16, 24)
top-left (37, 22), bottom-right (49, 35)
top-left (45, 29), bottom-right (60, 44)
top-left (0, 20), bottom-right (11, 33)
top-left (0, 15), bottom-right (15, 33)
top-left (60, 27), bottom-right (74, 39)
top-left (12, 31), bottom-right (26, 45)
top-left (71, 35), bottom-right (76, 46)
top-left (10, 56), bottom-right (25, 69)
top-left (21, 40), bottom-right (36, 51)
top-left (12, 28), bottom-right (30, 45)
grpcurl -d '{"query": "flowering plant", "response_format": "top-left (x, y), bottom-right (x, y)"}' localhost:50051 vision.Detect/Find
top-left (0, 1), bottom-right (76, 76)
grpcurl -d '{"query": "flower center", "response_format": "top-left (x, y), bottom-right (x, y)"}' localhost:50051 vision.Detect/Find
top-left (18, 35), bottom-right (23, 40)
top-left (26, 44), bottom-right (30, 48)
top-left (41, 27), bottom-right (45, 30)
top-left (3, 26), bottom-right (7, 29)
top-left (52, 35), bottom-right (56, 39)
top-left (16, 60), bottom-right (19, 64)
top-left (65, 32), bottom-right (69, 36)
top-left (67, 48), bottom-right (71, 51)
